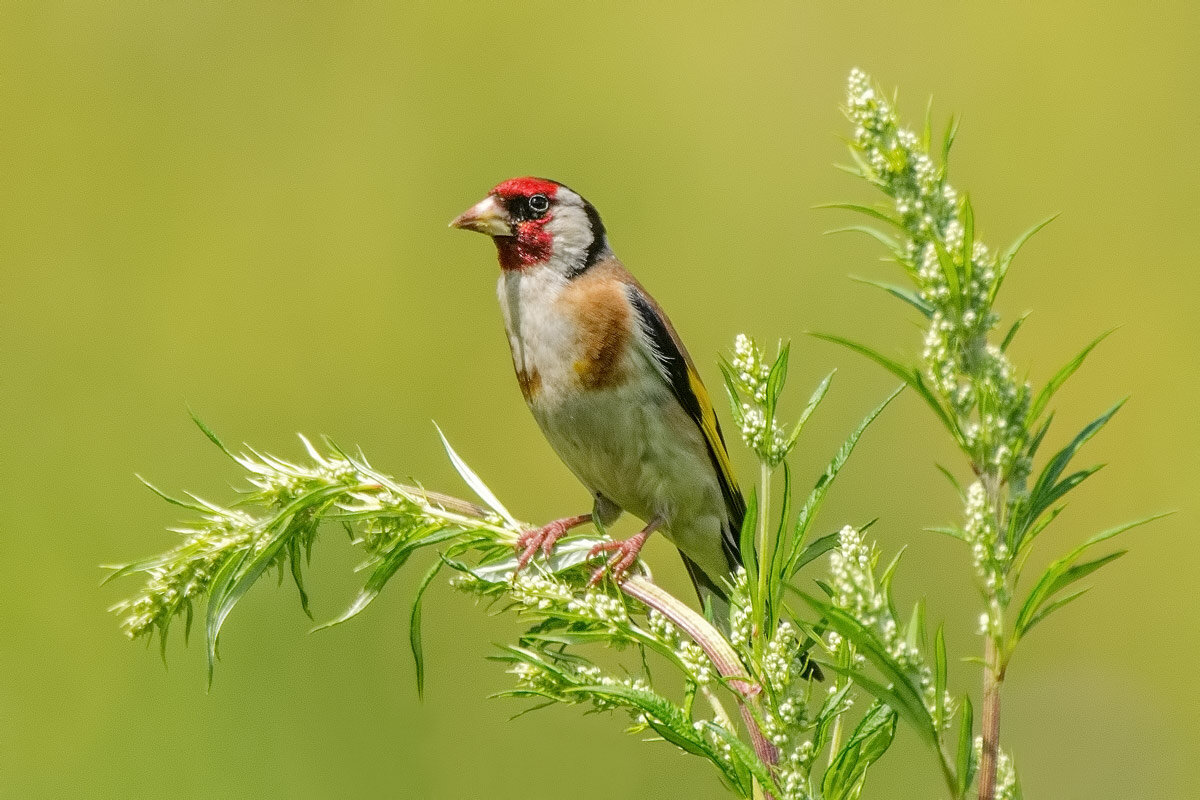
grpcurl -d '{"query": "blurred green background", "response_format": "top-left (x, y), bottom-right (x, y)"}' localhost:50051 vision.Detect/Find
top-left (2, 2), bottom-right (1196, 797)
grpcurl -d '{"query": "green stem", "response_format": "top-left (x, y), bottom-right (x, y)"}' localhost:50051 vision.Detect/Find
top-left (756, 460), bottom-right (772, 646)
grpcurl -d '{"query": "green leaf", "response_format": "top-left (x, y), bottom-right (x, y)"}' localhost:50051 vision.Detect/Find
top-left (934, 626), bottom-right (947, 729)
top-left (823, 702), bottom-right (897, 800)
top-left (1027, 330), bottom-right (1115, 423)
top-left (809, 332), bottom-right (957, 437)
top-left (956, 695), bottom-right (975, 797)
top-left (739, 491), bottom-right (759, 609)
top-left (1013, 512), bottom-right (1169, 641)
top-left (1024, 400), bottom-right (1125, 526)
top-left (409, 559), bottom-right (444, 699)
top-left (783, 369), bottom-right (836, 455)
top-left (315, 526), bottom-right (461, 631)
top-left (287, 538), bottom-right (312, 619)
top-left (849, 275), bottom-right (933, 317)
top-left (436, 424), bottom-right (519, 530)
top-left (815, 202), bottom-right (904, 230)
top-left (189, 409), bottom-right (237, 460)
top-left (786, 386), bottom-right (903, 578)
top-left (790, 530), bottom-right (840, 573)
top-left (931, 236), bottom-right (961, 309)
top-left (799, 594), bottom-right (936, 743)
top-left (701, 721), bottom-right (780, 798)
top-left (766, 340), bottom-right (790, 416)
top-left (1016, 587), bottom-right (1092, 636)
top-left (925, 526), bottom-right (968, 542)
top-left (941, 113), bottom-right (959, 166)
top-left (825, 225), bottom-right (902, 256)
top-left (1000, 311), bottom-right (1031, 352)
top-left (1015, 550), bottom-right (1126, 640)
top-left (960, 196), bottom-right (975, 285)
top-left (990, 214), bottom-right (1059, 304)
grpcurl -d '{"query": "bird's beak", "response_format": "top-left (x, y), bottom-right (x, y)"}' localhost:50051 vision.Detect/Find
top-left (449, 195), bottom-right (513, 237)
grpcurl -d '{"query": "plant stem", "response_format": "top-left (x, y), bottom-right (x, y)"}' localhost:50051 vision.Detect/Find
top-left (756, 460), bottom-right (771, 646)
top-left (977, 634), bottom-right (1003, 800)
top-left (622, 576), bottom-right (778, 798)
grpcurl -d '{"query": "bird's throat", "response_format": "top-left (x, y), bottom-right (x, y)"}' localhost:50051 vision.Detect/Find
top-left (494, 226), bottom-right (553, 271)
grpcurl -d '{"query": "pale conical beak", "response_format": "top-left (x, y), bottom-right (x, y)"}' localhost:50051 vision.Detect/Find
top-left (449, 195), bottom-right (513, 236)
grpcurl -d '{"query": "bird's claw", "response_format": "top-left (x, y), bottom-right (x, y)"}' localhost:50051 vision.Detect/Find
top-left (587, 531), bottom-right (649, 588)
top-left (515, 519), bottom-right (574, 571)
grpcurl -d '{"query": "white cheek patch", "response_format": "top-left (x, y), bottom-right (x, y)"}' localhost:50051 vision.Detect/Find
top-left (543, 202), bottom-right (593, 271)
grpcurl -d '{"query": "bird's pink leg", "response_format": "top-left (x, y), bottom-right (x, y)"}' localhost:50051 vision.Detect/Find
top-left (587, 517), bottom-right (664, 587)
top-left (515, 513), bottom-right (593, 571)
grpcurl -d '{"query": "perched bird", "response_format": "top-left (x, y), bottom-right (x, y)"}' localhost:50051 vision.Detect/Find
top-left (450, 177), bottom-right (744, 621)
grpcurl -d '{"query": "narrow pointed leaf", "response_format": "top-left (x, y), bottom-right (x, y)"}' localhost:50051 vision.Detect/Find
top-left (956, 695), bottom-right (975, 796)
top-left (810, 332), bottom-right (956, 435)
top-left (815, 202), bottom-right (904, 229)
top-left (784, 369), bottom-right (836, 454)
top-left (410, 559), bottom-right (445, 699)
top-left (990, 214), bottom-right (1059, 304)
top-left (849, 275), bottom-right (933, 317)
top-left (1028, 329), bottom-right (1115, 423)
top-left (997, 315), bottom-right (1030, 358)
top-left (787, 386), bottom-right (903, 576)
top-left (435, 424), bottom-right (519, 530)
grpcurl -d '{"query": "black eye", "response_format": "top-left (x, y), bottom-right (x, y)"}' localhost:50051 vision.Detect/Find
top-left (527, 194), bottom-right (549, 215)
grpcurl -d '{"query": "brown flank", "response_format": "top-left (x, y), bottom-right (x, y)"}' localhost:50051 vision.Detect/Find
top-left (562, 263), bottom-right (633, 390)
top-left (516, 367), bottom-right (541, 401)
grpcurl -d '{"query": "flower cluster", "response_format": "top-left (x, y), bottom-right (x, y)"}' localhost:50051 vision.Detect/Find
top-left (726, 334), bottom-right (789, 465)
top-left (964, 481), bottom-right (1011, 605)
top-left (845, 69), bottom-right (1031, 486)
top-left (111, 508), bottom-right (255, 640)
top-left (828, 526), bottom-right (935, 710)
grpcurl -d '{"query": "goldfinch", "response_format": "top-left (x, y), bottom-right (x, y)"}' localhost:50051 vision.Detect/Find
top-left (450, 177), bottom-right (744, 620)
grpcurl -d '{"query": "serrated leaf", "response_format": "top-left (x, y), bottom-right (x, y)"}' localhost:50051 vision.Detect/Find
top-left (1027, 330), bottom-right (1115, 423)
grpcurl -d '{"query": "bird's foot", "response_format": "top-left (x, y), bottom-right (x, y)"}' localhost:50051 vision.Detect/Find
top-left (515, 514), bottom-right (592, 571)
top-left (587, 530), bottom-right (651, 588)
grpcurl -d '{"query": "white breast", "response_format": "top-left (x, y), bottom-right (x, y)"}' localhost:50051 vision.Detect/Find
top-left (497, 267), bottom-right (731, 583)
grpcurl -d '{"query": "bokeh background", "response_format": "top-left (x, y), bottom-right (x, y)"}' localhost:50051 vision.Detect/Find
top-left (3, 2), bottom-right (1197, 798)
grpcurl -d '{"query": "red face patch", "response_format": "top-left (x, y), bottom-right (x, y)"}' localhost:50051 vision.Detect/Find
top-left (490, 176), bottom-right (560, 199)
top-left (488, 176), bottom-right (559, 271)
top-left (495, 221), bottom-right (553, 270)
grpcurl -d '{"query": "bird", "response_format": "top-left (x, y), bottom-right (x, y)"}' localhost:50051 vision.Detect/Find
top-left (450, 176), bottom-right (745, 624)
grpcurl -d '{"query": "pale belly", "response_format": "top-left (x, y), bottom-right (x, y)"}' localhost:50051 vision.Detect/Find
top-left (530, 376), bottom-right (730, 582)
top-left (497, 265), bottom-right (731, 582)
